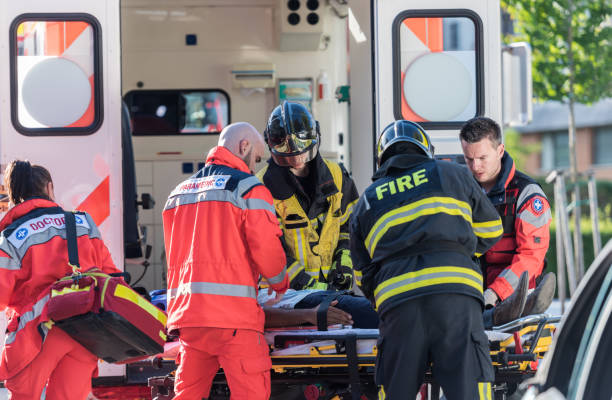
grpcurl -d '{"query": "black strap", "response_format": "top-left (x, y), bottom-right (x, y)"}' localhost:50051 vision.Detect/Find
top-left (64, 212), bottom-right (80, 269)
top-left (316, 291), bottom-right (347, 331)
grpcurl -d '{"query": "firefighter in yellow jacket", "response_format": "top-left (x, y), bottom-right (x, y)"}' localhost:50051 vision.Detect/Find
top-left (257, 102), bottom-right (359, 291)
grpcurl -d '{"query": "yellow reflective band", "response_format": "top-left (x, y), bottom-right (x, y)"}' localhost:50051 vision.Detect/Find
top-left (114, 284), bottom-right (167, 325)
top-left (374, 266), bottom-right (483, 308)
top-left (339, 233), bottom-right (350, 241)
top-left (474, 252), bottom-right (482, 257)
top-left (378, 385), bottom-right (386, 400)
top-left (478, 382), bottom-right (492, 400)
top-left (159, 330), bottom-right (167, 341)
top-left (339, 198), bottom-right (358, 225)
top-left (52, 285), bottom-right (92, 296)
top-left (354, 269), bottom-right (363, 284)
top-left (473, 219), bottom-right (504, 238)
top-left (293, 228), bottom-right (308, 268)
top-left (288, 261), bottom-right (304, 281)
top-left (365, 197), bottom-right (472, 256)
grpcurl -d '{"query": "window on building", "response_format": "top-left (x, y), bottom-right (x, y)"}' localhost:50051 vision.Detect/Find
top-left (541, 131), bottom-right (569, 170)
top-left (594, 126), bottom-right (612, 165)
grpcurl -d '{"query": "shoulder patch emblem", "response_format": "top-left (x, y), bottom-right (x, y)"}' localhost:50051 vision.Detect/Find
top-left (532, 197), bottom-right (544, 214)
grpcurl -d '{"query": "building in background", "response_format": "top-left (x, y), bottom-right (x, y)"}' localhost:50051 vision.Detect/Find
top-left (516, 98), bottom-right (612, 180)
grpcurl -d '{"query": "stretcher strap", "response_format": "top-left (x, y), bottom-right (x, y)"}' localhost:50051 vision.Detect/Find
top-left (316, 291), bottom-right (346, 331)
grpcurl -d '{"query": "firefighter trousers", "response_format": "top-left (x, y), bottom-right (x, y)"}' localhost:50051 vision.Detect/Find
top-left (4, 326), bottom-right (98, 400)
top-left (376, 294), bottom-right (494, 400)
top-left (174, 327), bottom-right (271, 400)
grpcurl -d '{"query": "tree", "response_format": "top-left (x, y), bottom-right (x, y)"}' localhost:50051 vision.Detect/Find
top-left (502, 0), bottom-right (612, 275)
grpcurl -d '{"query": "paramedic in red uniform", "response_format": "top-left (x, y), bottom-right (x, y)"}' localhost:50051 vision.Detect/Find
top-left (460, 117), bottom-right (556, 320)
top-left (163, 122), bottom-right (289, 399)
top-left (0, 160), bottom-right (120, 400)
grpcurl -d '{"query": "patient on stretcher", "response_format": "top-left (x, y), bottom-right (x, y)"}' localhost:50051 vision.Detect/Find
top-left (259, 272), bottom-right (553, 331)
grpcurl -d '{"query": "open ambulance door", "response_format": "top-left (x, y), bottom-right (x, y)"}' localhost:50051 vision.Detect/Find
top-left (0, 0), bottom-right (124, 379)
top-left (349, 0), bottom-right (501, 191)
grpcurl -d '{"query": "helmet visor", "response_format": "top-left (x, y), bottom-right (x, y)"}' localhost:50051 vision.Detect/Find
top-left (268, 132), bottom-right (317, 155)
top-left (270, 145), bottom-right (318, 168)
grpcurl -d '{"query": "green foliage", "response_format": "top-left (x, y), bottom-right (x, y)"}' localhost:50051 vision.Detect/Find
top-left (502, 0), bottom-right (612, 104)
top-left (504, 129), bottom-right (540, 171)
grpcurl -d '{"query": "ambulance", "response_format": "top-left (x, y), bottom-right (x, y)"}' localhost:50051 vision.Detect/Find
top-left (0, 0), bottom-right (531, 388)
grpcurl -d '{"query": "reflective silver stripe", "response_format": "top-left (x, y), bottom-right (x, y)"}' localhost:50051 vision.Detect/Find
top-left (84, 213), bottom-right (102, 240)
top-left (498, 268), bottom-right (520, 289)
top-left (366, 199), bottom-right (472, 255)
top-left (516, 184), bottom-right (546, 210)
top-left (517, 208), bottom-right (552, 228)
top-left (266, 266), bottom-right (287, 285)
top-left (287, 261), bottom-right (303, 281)
top-left (237, 176), bottom-right (262, 197)
top-left (473, 224), bottom-right (502, 235)
top-left (5, 295), bottom-right (50, 345)
top-left (1, 226), bottom-right (92, 262)
top-left (374, 270), bottom-right (483, 304)
top-left (339, 199), bottom-right (358, 225)
top-left (164, 190), bottom-right (275, 215)
top-left (167, 282), bottom-right (256, 299)
top-left (0, 256), bottom-right (19, 270)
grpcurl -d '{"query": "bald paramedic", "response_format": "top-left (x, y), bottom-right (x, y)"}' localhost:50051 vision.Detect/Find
top-left (162, 122), bottom-right (289, 399)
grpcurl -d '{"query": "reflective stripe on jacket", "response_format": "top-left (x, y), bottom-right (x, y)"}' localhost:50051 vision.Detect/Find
top-left (350, 154), bottom-right (503, 316)
top-left (0, 199), bottom-right (119, 379)
top-left (163, 146), bottom-right (288, 333)
top-left (482, 152), bottom-right (551, 300)
top-left (257, 155), bottom-right (359, 289)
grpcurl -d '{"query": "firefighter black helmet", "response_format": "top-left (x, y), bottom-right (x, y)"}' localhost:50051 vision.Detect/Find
top-left (264, 101), bottom-right (320, 168)
top-left (377, 120), bottom-right (434, 165)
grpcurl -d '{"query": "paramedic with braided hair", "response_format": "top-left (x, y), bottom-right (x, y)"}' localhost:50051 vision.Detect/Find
top-left (0, 160), bottom-right (120, 400)
top-left (163, 122), bottom-right (289, 399)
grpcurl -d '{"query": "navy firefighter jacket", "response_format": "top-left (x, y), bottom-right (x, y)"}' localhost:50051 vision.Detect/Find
top-left (349, 153), bottom-right (503, 317)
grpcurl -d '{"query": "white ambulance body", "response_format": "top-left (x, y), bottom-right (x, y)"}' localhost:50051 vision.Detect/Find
top-left (0, 0), bottom-right (529, 384)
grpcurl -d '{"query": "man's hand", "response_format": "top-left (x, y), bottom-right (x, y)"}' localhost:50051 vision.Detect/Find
top-left (264, 286), bottom-right (285, 306)
top-left (309, 300), bottom-right (353, 326)
top-left (331, 250), bottom-right (353, 290)
top-left (484, 288), bottom-right (499, 309)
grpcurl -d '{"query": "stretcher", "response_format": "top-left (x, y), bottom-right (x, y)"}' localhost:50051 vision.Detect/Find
top-left (142, 314), bottom-right (559, 400)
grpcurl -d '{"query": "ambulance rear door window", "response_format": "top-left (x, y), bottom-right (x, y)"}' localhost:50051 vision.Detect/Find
top-left (11, 14), bottom-right (102, 135)
top-left (393, 11), bottom-right (484, 129)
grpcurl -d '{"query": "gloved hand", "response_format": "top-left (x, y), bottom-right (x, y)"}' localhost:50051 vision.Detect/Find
top-left (304, 278), bottom-right (329, 290)
top-left (330, 249), bottom-right (353, 290)
top-left (484, 288), bottom-right (499, 309)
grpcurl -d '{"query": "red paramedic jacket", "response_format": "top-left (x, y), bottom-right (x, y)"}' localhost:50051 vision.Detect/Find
top-left (0, 199), bottom-right (119, 379)
top-left (162, 146), bottom-right (289, 334)
top-left (483, 152), bottom-right (552, 300)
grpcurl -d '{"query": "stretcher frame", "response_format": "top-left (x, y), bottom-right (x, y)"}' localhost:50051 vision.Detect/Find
top-left (143, 314), bottom-right (560, 400)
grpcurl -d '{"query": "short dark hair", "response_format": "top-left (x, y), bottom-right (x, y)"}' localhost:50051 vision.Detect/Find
top-left (379, 141), bottom-right (422, 166)
top-left (459, 117), bottom-right (501, 146)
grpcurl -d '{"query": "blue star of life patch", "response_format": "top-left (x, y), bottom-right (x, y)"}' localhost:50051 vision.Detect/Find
top-left (15, 228), bottom-right (28, 240)
top-left (532, 197), bottom-right (544, 214)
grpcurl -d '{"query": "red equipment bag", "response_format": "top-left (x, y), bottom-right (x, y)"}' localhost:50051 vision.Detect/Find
top-left (46, 212), bottom-right (167, 363)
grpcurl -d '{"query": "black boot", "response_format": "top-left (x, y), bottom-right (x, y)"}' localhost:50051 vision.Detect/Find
top-left (487, 271), bottom-right (528, 327)
top-left (521, 272), bottom-right (556, 317)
